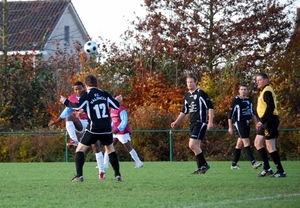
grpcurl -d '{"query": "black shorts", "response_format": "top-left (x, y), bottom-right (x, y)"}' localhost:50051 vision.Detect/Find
top-left (257, 115), bottom-right (280, 139)
top-left (80, 131), bottom-right (113, 146)
top-left (234, 120), bottom-right (250, 138)
top-left (190, 121), bottom-right (207, 140)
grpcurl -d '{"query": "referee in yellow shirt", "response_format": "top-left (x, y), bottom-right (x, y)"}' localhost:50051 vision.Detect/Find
top-left (254, 73), bottom-right (286, 178)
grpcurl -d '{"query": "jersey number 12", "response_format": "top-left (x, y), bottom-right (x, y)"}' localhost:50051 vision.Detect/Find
top-left (93, 103), bottom-right (108, 119)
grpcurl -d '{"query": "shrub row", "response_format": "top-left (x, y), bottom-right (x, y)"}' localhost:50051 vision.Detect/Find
top-left (0, 129), bottom-right (299, 162)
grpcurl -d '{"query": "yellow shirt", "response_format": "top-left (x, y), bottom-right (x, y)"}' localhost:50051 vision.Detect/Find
top-left (257, 85), bottom-right (278, 118)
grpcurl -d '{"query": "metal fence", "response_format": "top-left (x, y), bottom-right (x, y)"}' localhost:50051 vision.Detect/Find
top-left (0, 128), bottom-right (299, 162)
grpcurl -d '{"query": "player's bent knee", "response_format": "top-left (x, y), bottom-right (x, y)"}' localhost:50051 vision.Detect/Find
top-left (104, 144), bottom-right (115, 154)
top-left (75, 143), bottom-right (89, 153)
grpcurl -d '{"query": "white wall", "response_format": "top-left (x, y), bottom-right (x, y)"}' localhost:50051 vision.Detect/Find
top-left (42, 5), bottom-right (88, 60)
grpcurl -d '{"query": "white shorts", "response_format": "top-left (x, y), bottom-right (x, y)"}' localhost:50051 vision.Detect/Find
top-left (113, 133), bottom-right (131, 144)
top-left (77, 119), bottom-right (88, 134)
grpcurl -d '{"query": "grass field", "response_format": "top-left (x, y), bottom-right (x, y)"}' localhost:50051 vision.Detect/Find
top-left (0, 161), bottom-right (299, 208)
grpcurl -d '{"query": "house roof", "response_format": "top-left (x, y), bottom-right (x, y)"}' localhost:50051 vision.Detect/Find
top-left (0, 0), bottom-right (88, 52)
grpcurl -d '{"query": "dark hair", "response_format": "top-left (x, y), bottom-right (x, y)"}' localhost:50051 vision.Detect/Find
top-left (256, 73), bottom-right (269, 80)
top-left (85, 75), bottom-right (97, 87)
top-left (239, 83), bottom-right (248, 89)
top-left (186, 73), bottom-right (198, 83)
top-left (73, 81), bottom-right (84, 87)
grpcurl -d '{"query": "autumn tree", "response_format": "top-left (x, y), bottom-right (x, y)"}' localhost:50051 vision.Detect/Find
top-left (134, 0), bottom-right (294, 78)
top-left (270, 8), bottom-right (300, 120)
top-left (92, 0), bottom-right (297, 123)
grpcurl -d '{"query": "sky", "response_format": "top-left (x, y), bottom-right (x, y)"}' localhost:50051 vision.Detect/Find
top-left (71, 0), bottom-right (146, 43)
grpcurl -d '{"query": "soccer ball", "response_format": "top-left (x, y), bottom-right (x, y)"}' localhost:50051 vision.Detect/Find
top-left (84, 41), bottom-right (98, 54)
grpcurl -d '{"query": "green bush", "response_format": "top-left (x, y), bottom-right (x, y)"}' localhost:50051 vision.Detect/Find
top-left (0, 133), bottom-right (66, 162)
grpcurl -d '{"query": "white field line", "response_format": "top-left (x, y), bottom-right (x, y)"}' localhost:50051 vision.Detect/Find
top-left (165, 192), bottom-right (300, 208)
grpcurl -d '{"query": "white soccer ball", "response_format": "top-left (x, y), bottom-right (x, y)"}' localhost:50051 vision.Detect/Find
top-left (84, 41), bottom-right (98, 54)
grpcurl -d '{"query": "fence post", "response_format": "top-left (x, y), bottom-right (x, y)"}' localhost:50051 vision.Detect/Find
top-left (65, 131), bottom-right (69, 162)
top-left (169, 130), bottom-right (173, 162)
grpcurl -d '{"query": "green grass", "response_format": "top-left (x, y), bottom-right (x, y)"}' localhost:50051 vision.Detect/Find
top-left (0, 161), bottom-right (299, 208)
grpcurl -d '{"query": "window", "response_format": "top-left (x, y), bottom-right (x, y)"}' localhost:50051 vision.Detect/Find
top-left (64, 26), bottom-right (70, 44)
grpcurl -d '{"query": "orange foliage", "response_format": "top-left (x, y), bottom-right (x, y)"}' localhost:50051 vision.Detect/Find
top-left (124, 71), bottom-right (184, 114)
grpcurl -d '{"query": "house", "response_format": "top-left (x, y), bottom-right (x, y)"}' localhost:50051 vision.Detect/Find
top-left (0, 0), bottom-right (89, 61)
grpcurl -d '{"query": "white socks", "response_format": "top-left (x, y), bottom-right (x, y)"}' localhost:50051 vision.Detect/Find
top-left (103, 149), bottom-right (143, 168)
top-left (130, 149), bottom-right (143, 165)
top-left (95, 152), bottom-right (104, 173)
top-left (103, 152), bottom-right (109, 168)
top-left (66, 121), bottom-right (78, 142)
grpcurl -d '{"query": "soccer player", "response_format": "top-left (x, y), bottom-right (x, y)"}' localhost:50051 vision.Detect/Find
top-left (103, 94), bottom-right (143, 169)
top-left (171, 73), bottom-right (214, 174)
top-left (254, 73), bottom-right (286, 178)
top-left (228, 84), bottom-right (262, 170)
top-left (49, 81), bottom-right (105, 180)
top-left (49, 81), bottom-right (89, 146)
top-left (60, 75), bottom-right (122, 182)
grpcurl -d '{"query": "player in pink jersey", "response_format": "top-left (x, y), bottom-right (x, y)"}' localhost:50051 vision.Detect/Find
top-left (104, 95), bottom-right (143, 168)
top-left (49, 81), bottom-right (88, 146)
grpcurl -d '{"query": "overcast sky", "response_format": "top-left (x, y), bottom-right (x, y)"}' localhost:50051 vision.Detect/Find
top-left (72, 0), bottom-right (146, 43)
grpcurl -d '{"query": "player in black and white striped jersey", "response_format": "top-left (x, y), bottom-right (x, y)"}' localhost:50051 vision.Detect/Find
top-left (228, 84), bottom-right (262, 170)
top-left (171, 73), bottom-right (214, 174)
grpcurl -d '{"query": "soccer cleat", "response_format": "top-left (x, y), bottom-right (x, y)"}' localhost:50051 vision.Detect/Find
top-left (135, 163), bottom-right (144, 168)
top-left (115, 175), bottom-right (122, 182)
top-left (192, 164), bottom-right (211, 174)
top-left (192, 169), bottom-right (200, 174)
top-left (258, 168), bottom-right (273, 177)
top-left (99, 172), bottom-right (106, 180)
top-left (71, 176), bottom-right (83, 182)
top-left (67, 139), bottom-right (78, 147)
top-left (252, 162), bottom-right (262, 169)
top-left (231, 165), bottom-right (241, 170)
top-left (272, 171), bottom-right (286, 178)
top-left (198, 164), bottom-right (210, 174)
